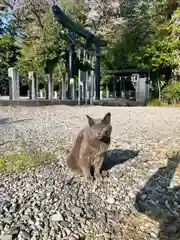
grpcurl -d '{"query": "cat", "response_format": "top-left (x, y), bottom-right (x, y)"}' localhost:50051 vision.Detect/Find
top-left (66, 112), bottom-right (112, 181)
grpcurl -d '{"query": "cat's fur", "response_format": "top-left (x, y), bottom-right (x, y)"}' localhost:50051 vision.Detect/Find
top-left (66, 112), bottom-right (112, 181)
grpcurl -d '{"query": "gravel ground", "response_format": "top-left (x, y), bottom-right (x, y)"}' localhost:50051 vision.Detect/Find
top-left (0, 105), bottom-right (180, 240)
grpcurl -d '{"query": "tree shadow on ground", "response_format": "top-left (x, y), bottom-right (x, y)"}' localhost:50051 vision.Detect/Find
top-left (0, 118), bottom-right (11, 125)
top-left (135, 152), bottom-right (180, 240)
top-left (102, 148), bottom-right (140, 171)
top-left (0, 117), bottom-right (32, 126)
top-left (10, 119), bottom-right (32, 124)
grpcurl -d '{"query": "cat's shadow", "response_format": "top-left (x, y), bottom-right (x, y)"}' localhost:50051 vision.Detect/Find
top-left (102, 148), bottom-right (140, 171)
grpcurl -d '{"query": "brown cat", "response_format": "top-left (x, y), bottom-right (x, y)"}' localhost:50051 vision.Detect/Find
top-left (66, 112), bottom-right (112, 181)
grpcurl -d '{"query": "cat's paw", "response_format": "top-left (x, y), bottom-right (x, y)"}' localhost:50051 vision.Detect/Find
top-left (94, 173), bottom-right (103, 181)
top-left (85, 175), bottom-right (94, 182)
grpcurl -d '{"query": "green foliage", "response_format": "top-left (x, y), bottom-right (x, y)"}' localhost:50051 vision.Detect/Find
top-left (150, 75), bottom-right (166, 100)
top-left (18, 9), bottom-right (67, 74)
top-left (0, 34), bottom-right (21, 93)
top-left (0, 5), bottom-right (22, 92)
top-left (102, 2), bottom-right (180, 86)
top-left (0, 150), bottom-right (55, 176)
top-left (162, 81), bottom-right (180, 104)
top-left (1, 0), bottom-right (179, 96)
top-left (101, 74), bottom-right (113, 86)
top-left (145, 98), bottom-right (163, 106)
top-left (0, 34), bottom-right (20, 65)
top-left (140, 16), bottom-right (179, 72)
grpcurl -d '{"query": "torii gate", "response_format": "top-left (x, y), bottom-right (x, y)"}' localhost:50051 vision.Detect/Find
top-left (52, 4), bottom-right (106, 100)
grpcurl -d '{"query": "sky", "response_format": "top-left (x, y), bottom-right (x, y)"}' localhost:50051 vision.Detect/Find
top-left (0, 0), bottom-right (89, 26)
top-left (0, 7), bottom-right (11, 25)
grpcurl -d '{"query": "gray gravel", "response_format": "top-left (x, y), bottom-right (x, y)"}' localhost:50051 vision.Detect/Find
top-left (0, 106), bottom-right (180, 240)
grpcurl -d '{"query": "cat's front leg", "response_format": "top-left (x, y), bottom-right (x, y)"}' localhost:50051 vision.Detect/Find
top-left (94, 154), bottom-right (104, 180)
top-left (80, 158), bottom-right (93, 182)
top-left (82, 166), bottom-right (93, 182)
top-left (78, 147), bottom-right (93, 182)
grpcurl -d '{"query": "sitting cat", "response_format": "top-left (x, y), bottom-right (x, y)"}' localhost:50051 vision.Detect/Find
top-left (66, 112), bottom-right (112, 181)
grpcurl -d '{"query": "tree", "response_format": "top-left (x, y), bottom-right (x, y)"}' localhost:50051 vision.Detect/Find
top-left (0, 1), bottom-right (21, 93)
top-left (1, 0), bottom-right (179, 97)
top-left (85, 0), bottom-right (126, 39)
top-left (0, 34), bottom-right (21, 94)
top-left (1, 0), bottom-right (68, 86)
top-left (0, 18), bottom-right (4, 35)
top-left (100, 0), bottom-right (179, 96)
top-left (170, 7), bottom-right (180, 81)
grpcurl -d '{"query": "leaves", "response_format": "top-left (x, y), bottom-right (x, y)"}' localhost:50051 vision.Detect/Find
top-left (101, 1), bottom-right (179, 87)
top-left (0, 0), bottom-right (179, 95)
top-left (0, 32), bottom-right (21, 93)
top-left (162, 81), bottom-right (180, 103)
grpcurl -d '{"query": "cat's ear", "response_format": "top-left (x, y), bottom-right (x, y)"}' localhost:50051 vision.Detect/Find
top-left (86, 115), bottom-right (95, 126)
top-left (102, 112), bottom-right (111, 124)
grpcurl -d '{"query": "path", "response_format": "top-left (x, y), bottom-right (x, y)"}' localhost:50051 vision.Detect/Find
top-left (0, 106), bottom-right (180, 239)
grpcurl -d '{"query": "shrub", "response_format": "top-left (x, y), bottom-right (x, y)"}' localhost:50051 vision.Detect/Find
top-left (162, 81), bottom-right (180, 104)
top-left (145, 98), bottom-right (162, 106)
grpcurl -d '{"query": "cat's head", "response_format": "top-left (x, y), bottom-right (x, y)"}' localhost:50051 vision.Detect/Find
top-left (86, 112), bottom-right (112, 143)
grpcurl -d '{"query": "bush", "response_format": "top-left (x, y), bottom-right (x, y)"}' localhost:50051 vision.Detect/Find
top-left (145, 98), bottom-right (162, 106)
top-left (162, 81), bottom-right (180, 104)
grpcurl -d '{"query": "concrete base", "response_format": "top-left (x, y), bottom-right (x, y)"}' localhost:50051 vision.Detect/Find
top-left (0, 99), bottom-right (87, 107)
top-left (93, 99), bottom-right (139, 106)
top-left (0, 97), bottom-right (139, 107)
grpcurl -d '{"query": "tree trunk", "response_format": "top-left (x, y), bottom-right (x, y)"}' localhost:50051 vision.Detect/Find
top-left (157, 79), bottom-right (161, 101)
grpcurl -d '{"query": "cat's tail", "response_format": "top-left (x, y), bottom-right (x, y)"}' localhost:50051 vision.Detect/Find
top-left (66, 153), bottom-right (81, 174)
top-left (66, 146), bottom-right (79, 171)
top-left (66, 130), bottom-right (84, 174)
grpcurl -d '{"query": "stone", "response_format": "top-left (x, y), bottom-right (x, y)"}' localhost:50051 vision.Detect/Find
top-left (18, 231), bottom-right (31, 240)
top-left (21, 215), bottom-right (30, 221)
top-left (8, 67), bottom-right (19, 100)
top-left (104, 233), bottom-right (111, 239)
top-left (71, 207), bottom-right (83, 217)
top-left (64, 227), bottom-right (71, 236)
top-left (0, 235), bottom-right (13, 240)
top-left (51, 213), bottom-right (64, 222)
top-left (106, 196), bottom-right (115, 204)
top-left (61, 221), bottom-right (70, 228)
top-left (72, 234), bottom-right (80, 239)
top-left (1, 106), bottom-right (180, 240)
top-left (129, 205), bottom-right (138, 214)
top-left (28, 71), bottom-right (38, 100)
top-left (150, 232), bottom-right (157, 238)
top-left (97, 236), bottom-right (105, 240)
top-left (3, 218), bottom-right (12, 225)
